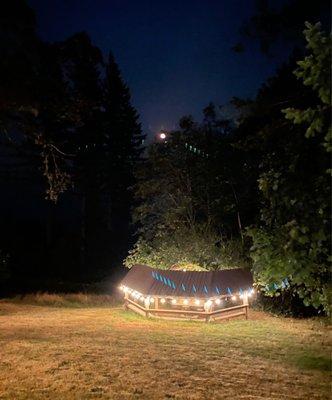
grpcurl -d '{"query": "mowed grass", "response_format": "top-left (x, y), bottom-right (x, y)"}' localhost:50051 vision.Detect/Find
top-left (0, 298), bottom-right (330, 400)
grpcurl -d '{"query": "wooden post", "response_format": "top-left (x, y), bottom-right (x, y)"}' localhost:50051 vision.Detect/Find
top-left (204, 300), bottom-right (212, 323)
top-left (124, 292), bottom-right (129, 310)
top-left (144, 297), bottom-right (150, 317)
top-left (243, 292), bottom-right (249, 320)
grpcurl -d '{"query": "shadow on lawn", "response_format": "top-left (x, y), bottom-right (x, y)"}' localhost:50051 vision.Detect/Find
top-left (293, 354), bottom-right (331, 371)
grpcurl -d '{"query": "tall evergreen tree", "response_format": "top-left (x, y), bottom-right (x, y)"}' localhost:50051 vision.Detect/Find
top-left (102, 53), bottom-right (145, 260)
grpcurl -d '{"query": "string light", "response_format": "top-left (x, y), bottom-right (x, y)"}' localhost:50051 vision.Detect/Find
top-left (121, 285), bottom-right (252, 315)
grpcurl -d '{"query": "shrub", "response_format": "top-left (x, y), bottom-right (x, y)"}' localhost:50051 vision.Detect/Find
top-left (125, 227), bottom-right (250, 271)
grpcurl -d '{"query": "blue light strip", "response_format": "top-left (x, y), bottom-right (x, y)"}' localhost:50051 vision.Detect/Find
top-left (151, 271), bottom-right (242, 295)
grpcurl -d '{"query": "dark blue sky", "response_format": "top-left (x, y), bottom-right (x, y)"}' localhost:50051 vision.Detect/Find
top-left (28, 0), bottom-right (287, 134)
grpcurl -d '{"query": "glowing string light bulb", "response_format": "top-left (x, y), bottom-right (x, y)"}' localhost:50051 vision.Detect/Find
top-left (183, 299), bottom-right (189, 305)
top-left (171, 299), bottom-right (177, 305)
top-left (215, 299), bottom-right (221, 305)
top-left (160, 298), bottom-right (166, 304)
top-left (231, 295), bottom-right (237, 301)
top-left (195, 299), bottom-right (200, 305)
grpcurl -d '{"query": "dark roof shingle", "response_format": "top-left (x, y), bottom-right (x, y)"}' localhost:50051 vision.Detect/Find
top-left (121, 264), bottom-right (253, 298)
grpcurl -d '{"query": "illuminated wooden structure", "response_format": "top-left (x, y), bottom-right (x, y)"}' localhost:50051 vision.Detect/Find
top-left (119, 265), bottom-right (254, 322)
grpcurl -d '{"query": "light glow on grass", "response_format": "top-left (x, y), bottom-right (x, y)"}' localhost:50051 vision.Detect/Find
top-left (0, 300), bottom-right (329, 399)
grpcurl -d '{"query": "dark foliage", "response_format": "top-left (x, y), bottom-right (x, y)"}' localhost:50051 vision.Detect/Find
top-left (0, 0), bottom-right (143, 286)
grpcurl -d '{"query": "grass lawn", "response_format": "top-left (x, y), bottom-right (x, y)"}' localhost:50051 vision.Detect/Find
top-left (0, 300), bottom-right (330, 399)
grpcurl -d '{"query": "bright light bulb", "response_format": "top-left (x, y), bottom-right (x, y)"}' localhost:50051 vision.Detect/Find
top-left (205, 300), bottom-right (212, 307)
top-left (183, 299), bottom-right (189, 305)
top-left (160, 298), bottom-right (166, 304)
top-left (195, 299), bottom-right (200, 305)
top-left (231, 295), bottom-right (237, 301)
top-left (215, 299), bottom-right (221, 305)
top-left (171, 299), bottom-right (177, 305)
top-left (159, 132), bottom-right (166, 140)
top-left (149, 298), bottom-right (155, 303)
top-left (239, 294), bottom-right (243, 299)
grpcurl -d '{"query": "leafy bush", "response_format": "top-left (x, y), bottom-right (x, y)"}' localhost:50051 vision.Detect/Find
top-left (125, 227), bottom-right (250, 271)
top-left (247, 227), bottom-right (330, 314)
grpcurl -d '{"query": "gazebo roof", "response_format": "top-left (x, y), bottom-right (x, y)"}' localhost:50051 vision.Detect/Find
top-left (120, 264), bottom-right (253, 298)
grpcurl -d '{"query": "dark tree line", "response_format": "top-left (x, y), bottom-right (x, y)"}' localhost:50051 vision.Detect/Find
top-left (0, 1), bottom-right (330, 315)
top-left (0, 1), bottom-right (144, 288)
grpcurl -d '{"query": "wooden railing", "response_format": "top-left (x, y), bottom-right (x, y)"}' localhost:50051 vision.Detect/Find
top-left (125, 298), bottom-right (248, 322)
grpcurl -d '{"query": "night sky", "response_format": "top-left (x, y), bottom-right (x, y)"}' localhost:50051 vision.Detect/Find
top-left (28, 0), bottom-right (289, 135)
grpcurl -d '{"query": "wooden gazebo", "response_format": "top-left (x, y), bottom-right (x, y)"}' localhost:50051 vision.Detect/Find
top-left (119, 265), bottom-right (254, 322)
